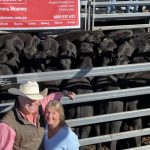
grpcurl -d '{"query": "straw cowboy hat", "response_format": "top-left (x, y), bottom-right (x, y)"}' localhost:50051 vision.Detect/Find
top-left (8, 81), bottom-right (48, 100)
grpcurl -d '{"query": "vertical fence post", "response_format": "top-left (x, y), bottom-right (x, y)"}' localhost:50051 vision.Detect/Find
top-left (87, 0), bottom-right (93, 30)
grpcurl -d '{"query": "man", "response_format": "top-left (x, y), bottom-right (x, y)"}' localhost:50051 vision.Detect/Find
top-left (0, 81), bottom-right (75, 150)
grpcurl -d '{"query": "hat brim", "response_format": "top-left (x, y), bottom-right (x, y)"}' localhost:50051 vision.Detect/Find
top-left (8, 88), bottom-right (46, 100)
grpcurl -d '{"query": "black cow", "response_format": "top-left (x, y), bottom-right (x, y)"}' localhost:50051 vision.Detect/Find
top-left (92, 76), bottom-right (123, 150)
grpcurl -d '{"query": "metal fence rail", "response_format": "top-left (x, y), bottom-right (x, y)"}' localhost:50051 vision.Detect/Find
top-left (0, 62), bottom-right (150, 83)
top-left (93, 12), bottom-right (150, 20)
top-left (79, 128), bottom-right (150, 146)
top-left (94, 24), bottom-right (150, 30)
top-left (2, 86), bottom-right (150, 111)
top-left (94, 1), bottom-right (150, 7)
top-left (66, 108), bottom-right (150, 127)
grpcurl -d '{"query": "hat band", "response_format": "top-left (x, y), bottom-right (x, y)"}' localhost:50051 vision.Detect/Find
top-left (23, 93), bottom-right (40, 95)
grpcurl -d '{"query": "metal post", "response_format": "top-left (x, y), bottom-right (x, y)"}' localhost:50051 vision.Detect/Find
top-left (85, 0), bottom-right (88, 30)
top-left (87, 0), bottom-right (93, 30)
top-left (91, 0), bottom-right (95, 31)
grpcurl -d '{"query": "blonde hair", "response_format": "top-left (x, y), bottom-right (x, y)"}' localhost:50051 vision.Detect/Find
top-left (45, 100), bottom-right (66, 127)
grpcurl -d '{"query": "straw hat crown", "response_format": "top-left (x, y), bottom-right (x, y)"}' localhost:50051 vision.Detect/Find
top-left (8, 81), bottom-right (46, 100)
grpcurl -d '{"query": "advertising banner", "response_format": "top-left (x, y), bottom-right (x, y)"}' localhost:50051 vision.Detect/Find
top-left (0, 0), bottom-right (80, 30)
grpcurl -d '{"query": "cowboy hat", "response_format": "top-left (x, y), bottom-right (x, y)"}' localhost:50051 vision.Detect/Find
top-left (8, 81), bottom-right (48, 100)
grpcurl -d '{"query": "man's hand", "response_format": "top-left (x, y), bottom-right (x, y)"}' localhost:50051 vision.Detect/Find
top-left (63, 90), bottom-right (76, 100)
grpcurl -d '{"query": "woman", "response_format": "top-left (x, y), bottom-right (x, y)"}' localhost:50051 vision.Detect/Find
top-left (44, 100), bottom-right (80, 150)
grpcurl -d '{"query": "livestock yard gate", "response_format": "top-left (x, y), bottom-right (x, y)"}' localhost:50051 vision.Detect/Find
top-left (81, 0), bottom-right (150, 31)
top-left (1, 63), bottom-right (150, 150)
top-left (1, 0), bottom-right (150, 150)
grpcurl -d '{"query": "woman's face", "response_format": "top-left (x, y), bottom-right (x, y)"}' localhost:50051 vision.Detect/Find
top-left (18, 96), bottom-right (40, 114)
top-left (44, 107), bottom-right (61, 128)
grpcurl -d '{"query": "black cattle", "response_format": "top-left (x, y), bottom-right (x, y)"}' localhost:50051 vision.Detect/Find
top-left (115, 41), bottom-right (135, 66)
top-left (93, 37), bottom-right (117, 67)
top-left (78, 42), bottom-right (94, 56)
top-left (55, 30), bottom-right (103, 42)
top-left (118, 76), bottom-right (143, 148)
top-left (58, 40), bottom-right (77, 70)
top-left (40, 36), bottom-right (59, 58)
top-left (116, 33), bottom-right (150, 148)
top-left (108, 30), bottom-right (133, 46)
top-left (132, 28), bottom-right (146, 38)
top-left (38, 36), bottom-right (60, 70)
top-left (0, 49), bottom-right (20, 69)
top-left (0, 64), bottom-right (13, 75)
top-left (5, 35), bottom-right (24, 52)
top-left (60, 53), bottom-right (94, 150)
top-left (92, 76), bottom-right (123, 150)
top-left (60, 77), bottom-right (94, 150)
top-left (78, 29), bottom-right (105, 44)
top-left (0, 33), bottom-right (32, 49)
top-left (23, 35), bottom-right (41, 59)
top-left (0, 64), bottom-right (16, 105)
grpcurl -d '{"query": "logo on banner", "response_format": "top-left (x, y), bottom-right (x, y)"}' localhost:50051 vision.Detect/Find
top-left (0, 77), bottom-right (17, 87)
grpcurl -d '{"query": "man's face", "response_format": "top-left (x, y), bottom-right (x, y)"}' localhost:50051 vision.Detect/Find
top-left (18, 96), bottom-right (40, 114)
